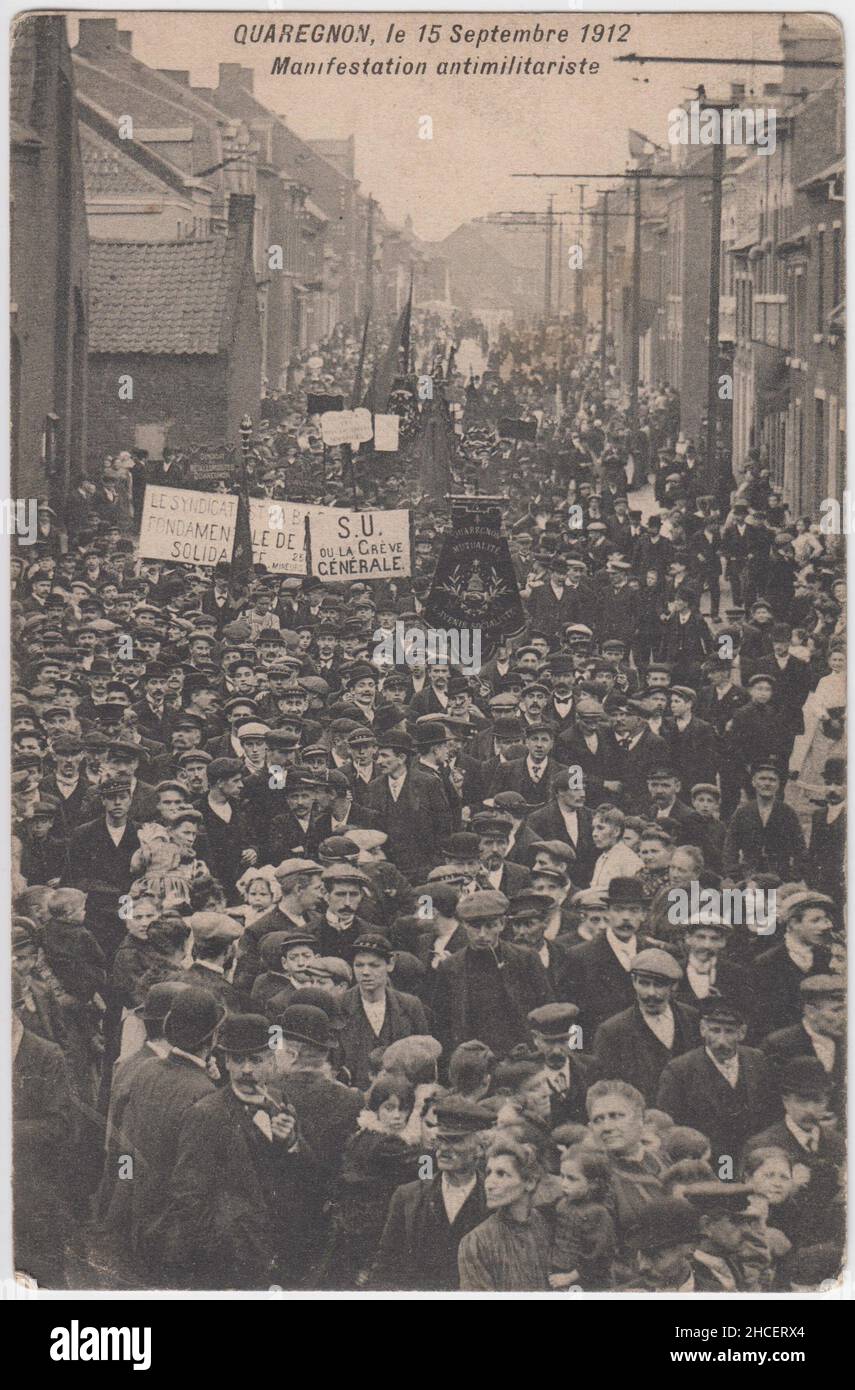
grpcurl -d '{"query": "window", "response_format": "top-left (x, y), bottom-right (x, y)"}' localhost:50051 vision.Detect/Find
top-left (816, 230), bottom-right (825, 330)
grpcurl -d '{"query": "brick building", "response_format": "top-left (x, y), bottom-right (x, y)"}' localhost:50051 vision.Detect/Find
top-left (87, 193), bottom-right (261, 460)
top-left (11, 14), bottom-right (89, 505)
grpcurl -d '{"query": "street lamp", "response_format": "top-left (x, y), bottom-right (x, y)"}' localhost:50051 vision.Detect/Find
top-left (239, 414), bottom-right (253, 484)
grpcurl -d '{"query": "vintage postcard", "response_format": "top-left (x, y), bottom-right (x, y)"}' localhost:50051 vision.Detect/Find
top-left (7, 7), bottom-right (847, 1314)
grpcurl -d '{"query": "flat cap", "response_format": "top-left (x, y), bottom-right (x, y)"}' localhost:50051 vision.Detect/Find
top-left (457, 890), bottom-right (509, 922)
top-left (274, 857), bottom-right (322, 880)
top-left (630, 947), bottom-right (683, 981)
top-left (433, 1097), bottom-right (494, 1137)
top-left (527, 1002), bottom-right (580, 1037)
top-left (189, 912), bottom-right (242, 946)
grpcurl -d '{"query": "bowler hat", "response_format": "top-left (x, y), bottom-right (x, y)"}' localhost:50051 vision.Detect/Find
top-left (217, 1013), bottom-right (271, 1055)
top-left (779, 1056), bottom-right (832, 1098)
top-left (626, 1198), bottom-right (699, 1251)
top-left (606, 877), bottom-right (647, 907)
top-left (280, 1004), bottom-right (335, 1049)
top-left (164, 988), bottom-right (224, 1051)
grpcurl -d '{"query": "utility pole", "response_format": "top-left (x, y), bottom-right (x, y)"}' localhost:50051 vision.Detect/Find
top-left (366, 194), bottom-right (375, 317)
top-left (600, 190), bottom-right (610, 389)
top-left (705, 125), bottom-right (725, 490)
top-left (544, 193), bottom-right (554, 321)
top-left (629, 174), bottom-right (642, 433)
top-left (555, 214), bottom-right (563, 319)
top-left (574, 184), bottom-right (586, 330)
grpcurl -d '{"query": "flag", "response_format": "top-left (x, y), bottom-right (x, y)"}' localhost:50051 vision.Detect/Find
top-left (419, 396), bottom-right (454, 505)
top-left (363, 283), bottom-right (412, 413)
top-left (351, 307), bottom-right (371, 409)
top-left (629, 129), bottom-right (665, 158)
top-left (230, 475), bottom-right (254, 592)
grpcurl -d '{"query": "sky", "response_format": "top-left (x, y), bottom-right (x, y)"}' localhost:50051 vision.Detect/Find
top-left (68, 11), bottom-right (841, 241)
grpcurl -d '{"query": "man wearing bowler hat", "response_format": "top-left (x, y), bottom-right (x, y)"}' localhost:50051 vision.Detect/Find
top-left (165, 1013), bottom-right (323, 1288)
top-left (744, 1054), bottom-right (844, 1235)
top-left (657, 996), bottom-right (780, 1167)
top-left (622, 1197), bottom-right (700, 1291)
top-left (363, 728), bottom-right (454, 879)
top-left (273, 1004), bottom-right (362, 1180)
top-left (593, 947), bottom-right (700, 1103)
top-left (563, 877), bottom-right (652, 1035)
top-left (104, 988), bottom-right (223, 1273)
top-left (370, 1096), bottom-right (491, 1290)
top-left (432, 890), bottom-right (552, 1057)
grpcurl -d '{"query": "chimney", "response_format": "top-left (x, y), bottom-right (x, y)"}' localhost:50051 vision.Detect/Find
top-left (193, 87), bottom-right (215, 102)
top-left (218, 63), bottom-right (254, 92)
top-left (158, 70), bottom-right (190, 87)
top-left (117, 31), bottom-right (133, 52)
top-left (228, 192), bottom-right (256, 229)
top-left (76, 17), bottom-right (118, 57)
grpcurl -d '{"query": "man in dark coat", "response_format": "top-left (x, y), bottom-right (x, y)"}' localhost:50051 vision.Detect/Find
top-left (338, 934), bottom-right (430, 1090)
top-left (104, 989), bottom-right (223, 1276)
top-left (723, 762), bottom-right (806, 881)
top-left (562, 877), bottom-right (652, 1035)
top-left (750, 890), bottom-right (835, 1038)
top-left (743, 1057), bottom-right (845, 1246)
top-left (274, 1004), bottom-right (363, 1180)
top-left (806, 757), bottom-right (846, 900)
top-left (64, 776), bottom-right (142, 959)
top-left (528, 1003), bottom-right (601, 1125)
top-left (524, 769), bottom-right (598, 887)
top-left (761, 974), bottom-right (845, 1116)
top-left (431, 891), bottom-right (552, 1057)
top-left (13, 977), bottom-right (76, 1287)
top-left (489, 723), bottom-right (568, 810)
top-left (163, 1014), bottom-right (325, 1288)
top-left (725, 675), bottom-right (790, 790)
top-left (593, 949), bottom-right (700, 1103)
top-left (656, 996), bottom-right (780, 1166)
top-left (664, 687), bottom-right (719, 792)
top-left (369, 1097), bottom-right (490, 1290)
top-left (362, 732), bottom-right (454, 880)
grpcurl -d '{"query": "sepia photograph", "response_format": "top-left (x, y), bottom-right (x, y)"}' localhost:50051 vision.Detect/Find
top-left (6, 4), bottom-right (848, 1310)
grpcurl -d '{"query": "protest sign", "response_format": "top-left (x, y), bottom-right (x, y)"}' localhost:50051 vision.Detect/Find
top-left (309, 507), bottom-right (411, 581)
top-left (139, 486), bottom-right (237, 565)
top-left (250, 499), bottom-right (309, 574)
top-left (320, 407), bottom-right (374, 447)
top-left (307, 392), bottom-right (344, 416)
top-left (373, 413), bottom-right (400, 452)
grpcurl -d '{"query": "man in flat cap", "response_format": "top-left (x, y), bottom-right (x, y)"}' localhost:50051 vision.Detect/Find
top-left (185, 913), bottom-right (243, 1012)
top-left (471, 811), bottom-right (531, 897)
top-left (528, 1002), bottom-right (599, 1126)
top-left (657, 996), bottom-right (780, 1166)
top-left (432, 890), bottom-right (552, 1057)
top-left (751, 890), bottom-right (835, 1038)
top-left (761, 974), bottom-right (845, 1114)
top-left (593, 947), bottom-right (700, 1103)
top-left (370, 1096), bottom-right (491, 1290)
top-left (681, 1182), bottom-right (770, 1291)
top-left (233, 859), bottom-right (324, 999)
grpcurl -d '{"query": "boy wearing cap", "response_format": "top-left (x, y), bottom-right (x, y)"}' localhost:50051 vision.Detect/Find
top-left (339, 934), bottom-right (429, 1090)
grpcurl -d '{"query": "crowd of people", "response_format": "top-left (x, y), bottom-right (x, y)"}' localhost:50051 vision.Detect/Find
top-left (11, 310), bottom-right (846, 1293)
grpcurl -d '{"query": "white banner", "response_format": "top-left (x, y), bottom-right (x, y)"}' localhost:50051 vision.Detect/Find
top-left (373, 413), bottom-right (400, 452)
top-left (250, 499), bottom-right (309, 574)
top-left (309, 507), bottom-right (411, 581)
top-left (139, 486), bottom-right (237, 565)
top-left (320, 407), bottom-right (373, 447)
top-left (139, 486), bottom-right (310, 573)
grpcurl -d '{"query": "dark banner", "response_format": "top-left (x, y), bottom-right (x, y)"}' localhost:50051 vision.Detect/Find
top-left (498, 416), bottom-right (538, 442)
top-left (184, 446), bottom-right (235, 486)
top-left (306, 392), bottom-right (344, 416)
top-left (423, 502), bottom-right (525, 643)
